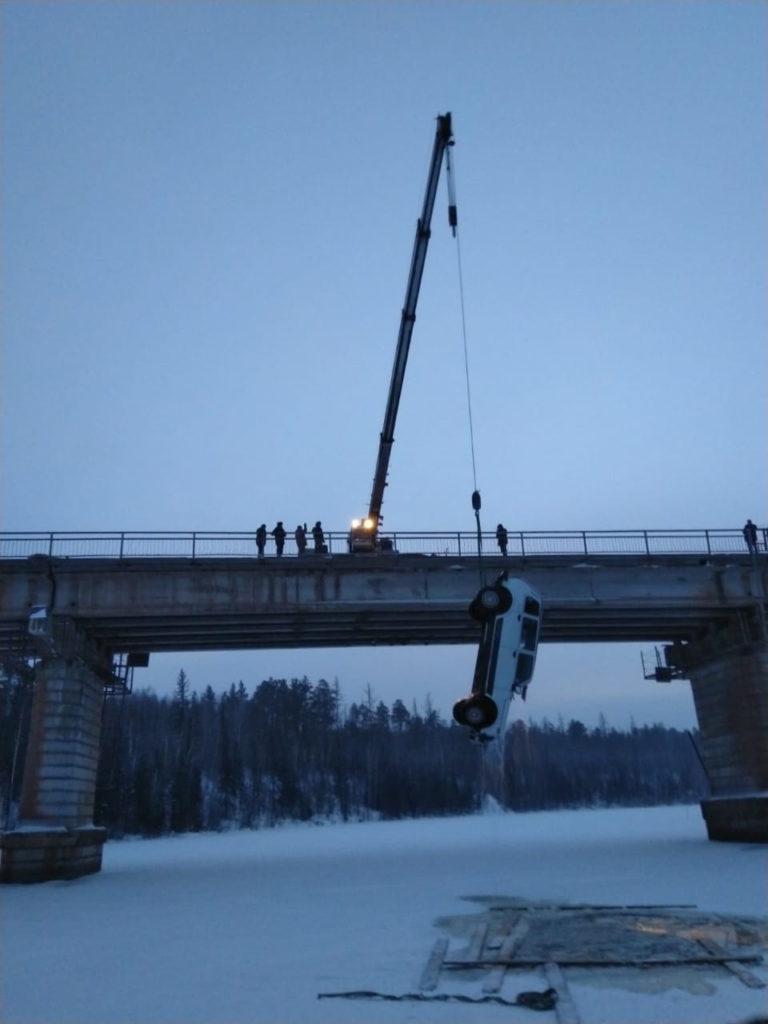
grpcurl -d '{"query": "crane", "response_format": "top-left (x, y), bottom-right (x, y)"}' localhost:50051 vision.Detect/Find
top-left (349, 112), bottom-right (457, 553)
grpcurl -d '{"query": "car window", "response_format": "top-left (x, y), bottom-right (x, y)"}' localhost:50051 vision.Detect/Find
top-left (515, 651), bottom-right (535, 686)
top-left (521, 617), bottom-right (539, 651)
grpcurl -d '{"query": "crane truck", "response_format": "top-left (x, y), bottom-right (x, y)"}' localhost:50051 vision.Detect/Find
top-left (349, 112), bottom-right (456, 553)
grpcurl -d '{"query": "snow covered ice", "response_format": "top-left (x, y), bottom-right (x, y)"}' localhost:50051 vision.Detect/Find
top-left (1, 805), bottom-right (766, 1024)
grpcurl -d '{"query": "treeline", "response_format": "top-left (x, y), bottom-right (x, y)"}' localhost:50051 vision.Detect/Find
top-left (1, 670), bottom-right (708, 835)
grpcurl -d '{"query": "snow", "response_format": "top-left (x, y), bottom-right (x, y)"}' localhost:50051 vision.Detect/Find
top-left (1, 805), bottom-right (766, 1024)
top-left (9, 824), bottom-right (70, 835)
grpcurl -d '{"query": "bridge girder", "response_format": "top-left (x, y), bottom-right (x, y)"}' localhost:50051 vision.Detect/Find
top-left (0, 553), bottom-right (764, 658)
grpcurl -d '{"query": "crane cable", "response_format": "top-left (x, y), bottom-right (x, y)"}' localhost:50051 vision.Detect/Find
top-left (445, 144), bottom-right (485, 585)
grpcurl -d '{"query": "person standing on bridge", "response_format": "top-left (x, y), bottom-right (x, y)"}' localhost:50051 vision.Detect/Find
top-left (312, 521), bottom-right (325, 554)
top-left (496, 523), bottom-right (508, 557)
top-left (255, 524), bottom-right (267, 558)
top-left (295, 524), bottom-right (307, 555)
top-left (743, 519), bottom-right (759, 555)
top-left (271, 521), bottom-right (287, 556)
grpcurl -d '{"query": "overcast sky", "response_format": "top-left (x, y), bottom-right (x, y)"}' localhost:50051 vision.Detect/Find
top-left (2, 2), bottom-right (765, 729)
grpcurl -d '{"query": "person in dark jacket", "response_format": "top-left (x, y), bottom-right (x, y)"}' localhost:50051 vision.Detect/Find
top-left (496, 523), bottom-right (509, 557)
top-left (312, 521), bottom-right (325, 553)
top-left (255, 524), bottom-right (267, 558)
top-left (295, 524), bottom-right (307, 555)
top-left (271, 521), bottom-right (287, 556)
top-left (743, 519), bottom-right (759, 555)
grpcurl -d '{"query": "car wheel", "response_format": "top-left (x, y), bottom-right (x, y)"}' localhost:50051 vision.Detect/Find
top-left (470, 585), bottom-right (512, 622)
top-left (462, 695), bottom-right (498, 730)
top-left (452, 698), bottom-right (469, 726)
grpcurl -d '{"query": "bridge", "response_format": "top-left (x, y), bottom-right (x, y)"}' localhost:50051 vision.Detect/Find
top-left (0, 528), bottom-right (764, 652)
top-left (1, 526), bottom-right (766, 880)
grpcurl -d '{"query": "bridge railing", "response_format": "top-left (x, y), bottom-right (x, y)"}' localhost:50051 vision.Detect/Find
top-left (0, 529), bottom-right (754, 560)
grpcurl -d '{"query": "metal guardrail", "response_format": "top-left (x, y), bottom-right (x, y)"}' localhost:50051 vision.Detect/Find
top-left (0, 529), bottom-right (761, 561)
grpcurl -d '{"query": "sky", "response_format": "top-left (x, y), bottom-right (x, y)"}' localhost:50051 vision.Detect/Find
top-left (1, 2), bottom-right (766, 729)
top-left (2, 806), bottom-right (766, 1023)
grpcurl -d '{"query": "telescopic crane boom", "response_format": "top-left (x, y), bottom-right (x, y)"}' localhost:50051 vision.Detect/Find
top-left (350, 112), bottom-right (456, 552)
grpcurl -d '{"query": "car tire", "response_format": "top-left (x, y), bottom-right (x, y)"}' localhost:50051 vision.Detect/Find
top-left (452, 698), bottom-right (469, 726)
top-left (470, 585), bottom-right (512, 622)
top-left (462, 695), bottom-right (498, 730)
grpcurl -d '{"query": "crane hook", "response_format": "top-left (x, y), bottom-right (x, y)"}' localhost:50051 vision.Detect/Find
top-left (471, 490), bottom-right (485, 586)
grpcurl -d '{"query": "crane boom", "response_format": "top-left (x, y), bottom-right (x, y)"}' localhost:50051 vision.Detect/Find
top-left (350, 112), bottom-right (456, 552)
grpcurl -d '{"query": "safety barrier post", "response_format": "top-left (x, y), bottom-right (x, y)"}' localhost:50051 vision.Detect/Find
top-left (644, 531), bottom-right (650, 558)
top-left (457, 533), bottom-right (461, 557)
top-left (192, 533), bottom-right (196, 559)
top-left (119, 533), bottom-right (124, 559)
top-left (705, 530), bottom-right (712, 557)
top-left (48, 533), bottom-right (54, 557)
top-left (582, 531), bottom-right (588, 556)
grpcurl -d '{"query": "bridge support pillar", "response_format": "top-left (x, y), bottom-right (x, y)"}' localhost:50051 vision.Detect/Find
top-left (0, 659), bottom-right (106, 883)
top-left (689, 644), bottom-right (768, 843)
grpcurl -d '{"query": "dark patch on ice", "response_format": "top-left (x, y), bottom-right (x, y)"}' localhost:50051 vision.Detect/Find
top-left (431, 897), bottom-right (767, 996)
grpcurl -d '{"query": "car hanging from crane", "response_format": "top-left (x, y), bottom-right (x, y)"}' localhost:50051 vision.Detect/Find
top-left (347, 111), bottom-right (543, 743)
top-left (453, 571), bottom-right (543, 743)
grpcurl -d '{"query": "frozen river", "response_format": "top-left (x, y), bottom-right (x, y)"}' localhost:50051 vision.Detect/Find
top-left (1, 804), bottom-right (766, 1024)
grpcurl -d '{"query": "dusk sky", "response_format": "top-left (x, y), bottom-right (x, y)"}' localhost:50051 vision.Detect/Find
top-left (2, 2), bottom-right (765, 729)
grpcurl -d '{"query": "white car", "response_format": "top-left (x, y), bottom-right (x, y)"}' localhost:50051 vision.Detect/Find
top-left (453, 571), bottom-right (542, 742)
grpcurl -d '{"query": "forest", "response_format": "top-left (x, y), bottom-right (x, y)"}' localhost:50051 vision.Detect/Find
top-left (0, 671), bottom-right (708, 836)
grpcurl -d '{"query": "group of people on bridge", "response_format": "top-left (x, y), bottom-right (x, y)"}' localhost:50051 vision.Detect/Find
top-left (255, 521), bottom-right (326, 558)
top-left (253, 519), bottom-right (765, 558)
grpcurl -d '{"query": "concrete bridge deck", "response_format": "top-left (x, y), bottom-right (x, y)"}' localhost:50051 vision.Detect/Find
top-left (1, 549), bottom-right (765, 653)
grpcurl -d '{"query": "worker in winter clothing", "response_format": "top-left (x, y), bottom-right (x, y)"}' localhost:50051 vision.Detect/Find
top-left (295, 524), bottom-right (307, 555)
top-left (272, 521), bottom-right (287, 556)
top-left (743, 519), bottom-right (759, 555)
top-left (496, 523), bottom-right (509, 557)
top-left (255, 524), bottom-right (267, 558)
top-left (312, 521), bottom-right (325, 553)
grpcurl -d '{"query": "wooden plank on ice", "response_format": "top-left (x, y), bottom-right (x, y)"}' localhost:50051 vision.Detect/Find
top-left (445, 953), bottom-right (763, 968)
top-left (418, 937), bottom-right (449, 991)
top-left (489, 903), bottom-right (697, 912)
top-left (466, 923), bottom-right (489, 963)
top-left (544, 962), bottom-right (581, 1024)
top-left (482, 917), bottom-right (529, 993)
top-left (697, 936), bottom-right (766, 989)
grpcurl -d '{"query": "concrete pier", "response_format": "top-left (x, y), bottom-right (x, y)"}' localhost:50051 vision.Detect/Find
top-left (689, 645), bottom-right (768, 842)
top-left (0, 658), bottom-right (107, 882)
